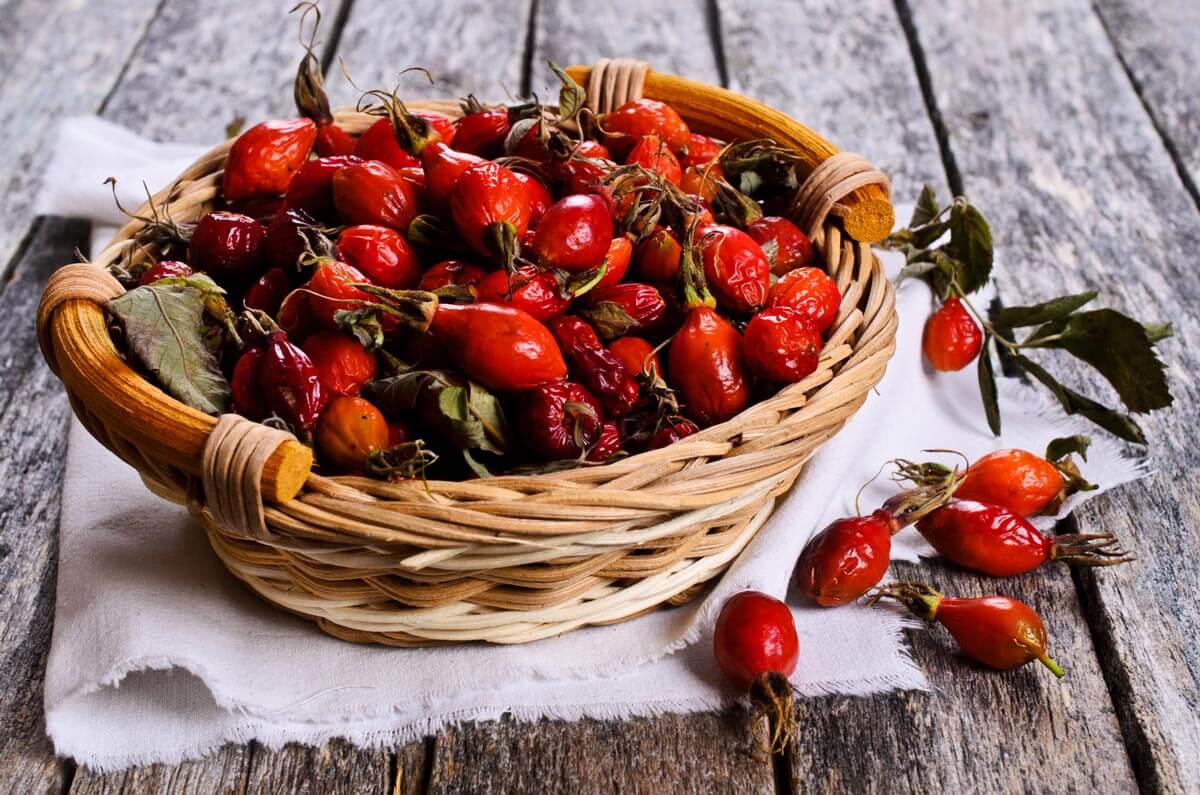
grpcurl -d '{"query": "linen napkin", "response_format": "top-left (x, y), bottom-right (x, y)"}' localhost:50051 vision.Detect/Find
top-left (36, 117), bottom-right (1146, 771)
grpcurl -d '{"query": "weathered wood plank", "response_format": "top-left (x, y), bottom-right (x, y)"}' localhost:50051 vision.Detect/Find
top-left (241, 741), bottom-right (390, 794)
top-left (906, 0), bottom-right (1200, 791)
top-left (720, 0), bottom-right (1139, 790)
top-left (328, 0), bottom-right (533, 107)
top-left (1093, 0), bottom-right (1200, 201)
top-left (0, 0), bottom-right (161, 278)
top-left (100, 0), bottom-right (346, 141)
top-left (67, 746), bottom-right (248, 795)
top-left (426, 714), bottom-right (773, 795)
top-left (720, 0), bottom-right (946, 199)
top-left (534, 0), bottom-right (722, 88)
top-left (0, 218), bottom-right (89, 795)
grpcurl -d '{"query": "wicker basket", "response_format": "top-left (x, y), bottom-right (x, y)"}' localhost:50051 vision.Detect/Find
top-left (37, 60), bottom-right (897, 646)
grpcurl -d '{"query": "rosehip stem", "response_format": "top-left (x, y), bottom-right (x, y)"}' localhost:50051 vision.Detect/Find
top-left (1050, 533), bottom-right (1136, 567)
top-left (865, 582), bottom-right (942, 622)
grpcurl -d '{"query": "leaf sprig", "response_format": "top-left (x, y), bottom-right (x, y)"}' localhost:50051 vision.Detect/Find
top-left (886, 187), bottom-right (1174, 444)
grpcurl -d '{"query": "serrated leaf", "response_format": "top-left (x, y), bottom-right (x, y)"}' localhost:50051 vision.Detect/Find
top-left (1012, 353), bottom-right (1147, 444)
top-left (1046, 434), bottom-right (1092, 463)
top-left (977, 335), bottom-right (1001, 435)
top-left (1144, 322), bottom-right (1174, 343)
top-left (549, 61), bottom-right (586, 121)
top-left (108, 284), bottom-right (230, 415)
top-left (992, 291), bottom-right (1097, 329)
top-left (943, 202), bottom-right (992, 294)
top-left (1057, 309), bottom-right (1172, 413)
top-left (910, 184), bottom-right (940, 228)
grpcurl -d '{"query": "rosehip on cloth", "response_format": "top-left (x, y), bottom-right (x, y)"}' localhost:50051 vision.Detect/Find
top-left (923, 297), bottom-right (983, 371)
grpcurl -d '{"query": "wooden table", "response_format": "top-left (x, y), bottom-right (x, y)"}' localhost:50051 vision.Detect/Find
top-left (1, 0), bottom-right (1196, 791)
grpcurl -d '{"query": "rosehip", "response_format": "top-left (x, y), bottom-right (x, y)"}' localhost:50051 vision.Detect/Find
top-left (518, 380), bottom-right (602, 460)
top-left (475, 266), bottom-right (570, 324)
top-left (603, 98), bottom-right (690, 157)
top-left (332, 160), bottom-right (420, 232)
top-left (243, 267), bottom-right (291, 315)
top-left (316, 395), bottom-right (390, 471)
top-left (430, 302), bottom-right (567, 392)
top-left (190, 211), bottom-right (265, 284)
top-left (923, 297), bottom-right (982, 371)
top-left (577, 282), bottom-right (667, 340)
top-left (596, 236), bottom-right (633, 289)
top-left (259, 330), bottom-right (328, 432)
top-left (743, 307), bottom-right (821, 383)
top-left (680, 133), bottom-right (723, 168)
top-left (302, 331), bottom-right (377, 396)
top-left (635, 228), bottom-right (682, 284)
top-left (669, 307), bottom-right (749, 426)
top-left (626, 134), bottom-right (682, 186)
top-left (284, 155), bottom-right (362, 221)
top-left (450, 161), bottom-right (532, 258)
top-left (767, 266), bottom-right (841, 334)
top-left (419, 260), bottom-right (488, 292)
top-left (223, 118), bottom-right (317, 202)
top-left (139, 260), bottom-right (192, 286)
top-left (746, 216), bottom-right (815, 276)
top-left (336, 225), bottom-right (421, 289)
top-left (453, 106), bottom-right (510, 158)
top-left (352, 118), bottom-right (421, 171)
top-left (532, 194), bottom-right (614, 272)
top-left (697, 224), bottom-right (770, 313)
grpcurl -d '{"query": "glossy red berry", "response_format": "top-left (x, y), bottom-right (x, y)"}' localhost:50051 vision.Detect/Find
top-left (923, 297), bottom-right (983, 371)
top-left (243, 267), bottom-right (291, 315)
top-left (336, 225), bottom-right (421, 289)
top-left (259, 330), bottom-right (328, 432)
top-left (284, 155), bottom-right (362, 221)
top-left (603, 98), bottom-right (690, 157)
top-left (450, 161), bottom-right (532, 257)
top-left (532, 194), bottom-right (614, 272)
top-left (190, 211), bottom-right (265, 284)
top-left (475, 266), bottom-right (570, 324)
top-left (767, 267), bottom-right (841, 335)
top-left (429, 302), bottom-right (567, 392)
top-left (635, 228), bottom-right (682, 284)
top-left (625, 134), bottom-right (682, 186)
top-left (697, 224), bottom-right (771, 313)
top-left (352, 118), bottom-right (421, 171)
top-left (743, 307), bottom-right (821, 383)
top-left (746, 216), bottom-right (815, 276)
top-left (418, 260), bottom-right (488, 291)
top-left (713, 591), bottom-right (798, 690)
top-left (669, 307), bottom-right (749, 427)
top-left (139, 260), bottom-right (192, 286)
top-left (302, 331), bottom-right (377, 397)
top-left (332, 160), bottom-right (420, 232)
top-left (794, 511), bottom-right (897, 607)
top-left (956, 449), bottom-right (1065, 516)
top-left (452, 107), bottom-right (511, 158)
top-left (679, 133), bottom-right (723, 169)
top-left (223, 118), bottom-right (317, 202)
top-left (518, 380), bottom-right (602, 460)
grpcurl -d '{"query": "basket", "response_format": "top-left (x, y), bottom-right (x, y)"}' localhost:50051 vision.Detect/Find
top-left (37, 60), bottom-right (897, 646)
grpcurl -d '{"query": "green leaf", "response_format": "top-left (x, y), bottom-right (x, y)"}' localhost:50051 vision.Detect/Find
top-left (992, 291), bottom-right (1097, 330)
top-left (576, 300), bottom-right (641, 340)
top-left (910, 184), bottom-right (940, 228)
top-left (1011, 353), bottom-right (1147, 444)
top-left (334, 308), bottom-right (385, 350)
top-left (1046, 435), bottom-right (1092, 463)
top-left (549, 61), bottom-right (586, 121)
top-left (977, 335), bottom-right (1001, 435)
top-left (943, 202), bottom-right (993, 294)
top-left (364, 369), bottom-right (510, 455)
top-left (1144, 322), bottom-right (1174, 343)
top-left (1057, 309), bottom-right (1172, 413)
top-left (108, 284), bottom-right (230, 415)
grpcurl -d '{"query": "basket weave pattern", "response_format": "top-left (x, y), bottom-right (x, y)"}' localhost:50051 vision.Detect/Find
top-left (38, 62), bottom-right (897, 645)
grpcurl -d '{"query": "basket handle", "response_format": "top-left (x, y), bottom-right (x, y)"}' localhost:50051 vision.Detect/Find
top-left (569, 60), bottom-right (894, 243)
top-left (37, 263), bottom-right (313, 503)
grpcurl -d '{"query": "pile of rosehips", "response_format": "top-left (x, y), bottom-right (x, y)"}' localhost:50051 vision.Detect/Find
top-left (117, 59), bottom-right (844, 480)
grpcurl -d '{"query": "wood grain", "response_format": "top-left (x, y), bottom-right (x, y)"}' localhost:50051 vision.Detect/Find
top-left (327, 0), bottom-right (533, 108)
top-left (719, 0), bottom-right (1138, 790)
top-left (906, 0), bottom-right (1200, 791)
top-left (1093, 0), bottom-right (1200, 200)
top-left (0, 0), bottom-right (161, 278)
top-left (241, 741), bottom-right (390, 794)
top-left (426, 714), bottom-right (773, 795)
top-left (68, 746), bottom-right (248, 794)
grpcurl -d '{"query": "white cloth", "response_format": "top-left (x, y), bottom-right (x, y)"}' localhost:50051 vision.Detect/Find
top-left (37, 117), bottom-right (1147, 771)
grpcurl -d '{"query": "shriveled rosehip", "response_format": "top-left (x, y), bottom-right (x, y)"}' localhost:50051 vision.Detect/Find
top-left (532, 194), bottom-right (614, 272)
top-left (635, 228), bottom-right (682, 284)
top-left (550, 316), bottom-right (639, 417)
top-left (746, 216), bottom-right (815, 276)
top-left (795, 512), bottom-right (895, 607)
top-left (476, 266), bottom-right (570, 324)
top-left (230, 347), bottom-right (267, 419)
top-left (419, 260), bottom-right (488, 291)
top-left (513, 171), bottom-right (552, 227)
top-left (519, 380), bottom-right (602, 460)
top-left (316, 395), bottom-right (389, 471)
top-left (243, 267), bottom-right (291, 315)
top-left (336, 225), bottom-right (421, 289)
top-left (578, 282), bottom-right (667, 341)
top-left (332, 160), bottom-right (420, 232)
top-left (956, 449), bottom-right (1064, 516)
top-left (669, 307), bottom-right (749, 426)
top-left (263, 208), bottom-right (318, 272)
top-left (603, 98), bottom-right (690, 157)
top-left (596, 236), bottom-right (633, 289)
top-left (767, 266), bottom-right (841, 334)
top-left (302, 330), bottom-right (377, 396)
top-left (223, 118), bottom-right (317, 202)
top-left (430, 302), bottom-right (567, 392)
top-left (869, 583), bottom-right (1064, 676)
top-left (190, 211), bottom-right (265, 283)
top-left (259, 330), bottom-right (328, 432)
top-left (626, 134), bottom-right (682, 186)
top-left (923, 297), bottom-right (982, 371)
top-left (917, 500), bottom-right (1131, 577)
top-left (352, 117), bottom-right (421, 171)
top-left (450, 161), bottom-right (532, 258)
top-left (648, 418), bottom-right (699, 449)
top-left (277, 288), bottom-right (318, 339)
top-left (139, 260), bottom-right (192, 286)
top-left (609, 336), bottom-right (661, 379)
top-left (743, 307), bottom-right (821, 383)
top-left (697, 224), bottom-right (770, 313)
top-left (680, 133), bottom-right (723, 168)
top-left (453, 107), bottom-right (511, 158)
top-left (284, 155), bottom-right (362, 221)
top-left (588, 421), bottom-right (623, 462)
